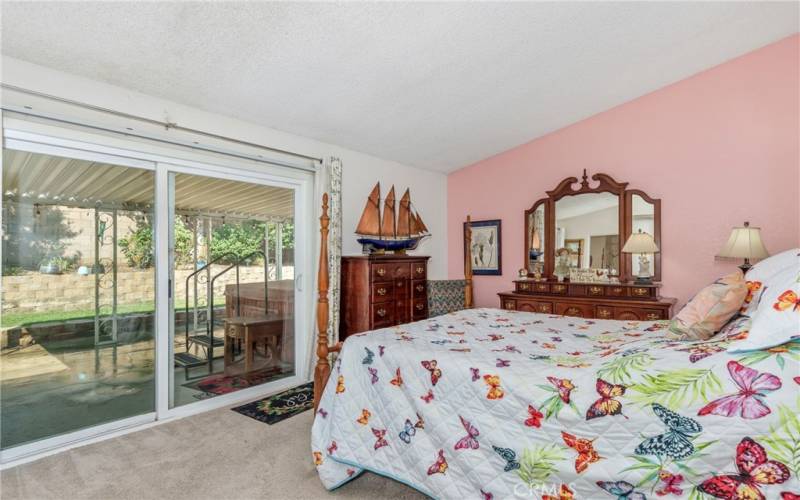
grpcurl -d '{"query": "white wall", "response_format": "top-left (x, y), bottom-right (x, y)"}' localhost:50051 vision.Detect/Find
top-left (0, 57), bottom-right (448, 277)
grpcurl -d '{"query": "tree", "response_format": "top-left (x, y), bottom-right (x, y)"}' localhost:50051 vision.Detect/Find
top-left (119, 216), bottom-right (193, 269)
top-left (209, 220), bottom-right (293, 264)
top-left (2, 203), bottom-right (79, 271)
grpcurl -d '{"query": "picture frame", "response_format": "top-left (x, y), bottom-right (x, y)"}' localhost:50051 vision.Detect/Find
top-left (564, 238), bottom-right (583, 268)
top-left (464, 219), bottom-right (502, 276)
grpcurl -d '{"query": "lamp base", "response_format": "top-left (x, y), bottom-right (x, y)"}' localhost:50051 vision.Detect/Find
top-left (738, 258), bottom-right (752, 276)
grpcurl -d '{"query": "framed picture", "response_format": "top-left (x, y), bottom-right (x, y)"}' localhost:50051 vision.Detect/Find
top-left (564, 238), bottom-right (583, 268)
top-left (465, 219), bottom-right (502, 276)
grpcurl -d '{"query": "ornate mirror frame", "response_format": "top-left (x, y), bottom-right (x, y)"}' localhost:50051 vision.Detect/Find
top-left (524, 170), bottom-right (661, 283)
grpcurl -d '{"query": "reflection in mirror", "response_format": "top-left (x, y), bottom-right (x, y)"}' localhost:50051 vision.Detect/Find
top-left (555, 192), bottom-right (619, 278)
top-left (631, 194), bottom-right (655, 277)
top-left (527, 204), bottom-right (545, 276)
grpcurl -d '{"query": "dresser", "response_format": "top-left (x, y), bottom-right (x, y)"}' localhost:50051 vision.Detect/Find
top-left (499, 280), bottom-right (676, 320)
top-left (340, 255), bottom-right (429, 340)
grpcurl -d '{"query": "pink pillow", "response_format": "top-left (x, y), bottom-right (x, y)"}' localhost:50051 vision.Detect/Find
top-left (669, 271), bottom-right (748, 340)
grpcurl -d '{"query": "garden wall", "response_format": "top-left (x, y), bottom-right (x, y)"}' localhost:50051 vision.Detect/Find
top-left (1, 265), bottom-right (293, 315)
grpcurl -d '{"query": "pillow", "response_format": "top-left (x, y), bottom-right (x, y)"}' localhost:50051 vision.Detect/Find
top-left (668, 271), bottom-right (748, 340)
top-left (727, 265), bottom-right (800, 352)
top-left (741, 248), bottom-right (800, 317)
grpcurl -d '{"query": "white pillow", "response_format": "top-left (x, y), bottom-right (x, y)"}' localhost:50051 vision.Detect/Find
top-left (740, 248), bottom-right (800, 317)
top-left (728, 263), bottom-right (800, 353)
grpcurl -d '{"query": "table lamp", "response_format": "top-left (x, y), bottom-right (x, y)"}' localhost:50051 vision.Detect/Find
top-left (529, 228), bottom-right (542, 259)
top-left (622, 229), bottom-right (659, 284)
top-left (716, 221), bottom-right (769, 274)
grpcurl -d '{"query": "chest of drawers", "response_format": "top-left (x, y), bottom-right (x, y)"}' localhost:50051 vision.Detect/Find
top-left (499, 280), bottom-right (676, 321)
top-left (340, 255), bottom-right (429, 340)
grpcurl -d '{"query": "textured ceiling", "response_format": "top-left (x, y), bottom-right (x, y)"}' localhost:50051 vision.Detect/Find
top-left (1, 2), bottom-right (797, 173)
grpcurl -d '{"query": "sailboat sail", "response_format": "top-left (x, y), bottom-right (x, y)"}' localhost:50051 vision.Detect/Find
top-left (355, 183), bottom-right (382, 236)
top-left (381, 186), bottom-right (396, 238)
top-left (409, 210), bottom-right (421, 236)
top-left (415, 212), bottom-right (428, 235)
top-left (396, 189), bottom-right (411, 237)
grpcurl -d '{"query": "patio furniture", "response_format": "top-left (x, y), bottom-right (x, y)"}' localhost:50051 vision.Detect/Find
top-left (223, 314), bottom-right (286, 375)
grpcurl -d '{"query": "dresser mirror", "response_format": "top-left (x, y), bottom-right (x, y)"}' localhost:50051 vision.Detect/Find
top-left (555, 192), bottom-right (620, 277)
top-left (524, 170), bottom-right (661, 283)
top-left (526, 202), bottom-right (545, 275)
top-left (625, 189), bottom-right (661, 282)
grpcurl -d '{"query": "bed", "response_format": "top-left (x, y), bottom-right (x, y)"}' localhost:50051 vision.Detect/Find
top-left (310, 197), bottom-right (799, 499)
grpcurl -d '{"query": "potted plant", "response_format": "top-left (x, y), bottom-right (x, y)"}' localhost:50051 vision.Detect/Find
top-left (39, 256), bottom-right (64, 275)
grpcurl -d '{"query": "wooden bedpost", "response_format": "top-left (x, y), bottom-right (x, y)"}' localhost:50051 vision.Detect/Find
top-left (313, 193), bottom-right (342, 411)
top-left (313, 194), bottom-right (331, 411)
top-left (464, 215), bottom-right (473, 308)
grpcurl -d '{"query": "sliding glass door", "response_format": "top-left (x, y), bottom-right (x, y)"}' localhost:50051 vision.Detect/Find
top-left (1, 147), bottom-right (156, 449)
top-left (1, 126), bottom-right (310, 459)
top-left (167, 170), bottom-right (297, 407)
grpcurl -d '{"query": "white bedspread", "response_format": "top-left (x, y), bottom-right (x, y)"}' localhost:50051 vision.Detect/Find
top-left (311, 308), bottom-right (799, 499)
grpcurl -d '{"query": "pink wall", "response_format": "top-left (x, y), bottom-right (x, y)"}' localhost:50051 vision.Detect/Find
top-left (448, 34), bottom-right (799, 309)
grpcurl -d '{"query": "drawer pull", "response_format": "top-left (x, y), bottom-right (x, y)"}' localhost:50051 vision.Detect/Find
top-left (415, 303), bottom-right (424, 311)
top-left (416, 284), bottom-right (425, 292)
top-left (377, 288), bottom-right (387, 296)
top-left (416, 267), bottom-right (424, 274)
top-left (376, 268), bottom-right (386, 277)
top-left (376, 308), bottom-right (387, 317)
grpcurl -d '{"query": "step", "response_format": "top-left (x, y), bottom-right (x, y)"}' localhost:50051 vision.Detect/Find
top-left (188, 334), bottom-right (224, 348)
top-left (174, 352), bottom-right (206, 368)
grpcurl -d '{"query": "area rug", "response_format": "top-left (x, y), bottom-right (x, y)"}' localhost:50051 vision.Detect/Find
top-left (183, 365), bottom-right (291, 397)
top-left (231, 382), bottom-right (313, 425)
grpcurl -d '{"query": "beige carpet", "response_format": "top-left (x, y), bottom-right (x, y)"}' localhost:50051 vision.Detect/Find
top-left (1, 405), bottom-right (425, 500)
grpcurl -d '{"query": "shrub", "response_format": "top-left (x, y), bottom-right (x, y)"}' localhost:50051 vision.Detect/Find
top-left (120, 217), bottom-right (193, 268)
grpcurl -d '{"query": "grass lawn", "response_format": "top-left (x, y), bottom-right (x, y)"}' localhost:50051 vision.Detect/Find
top-left (1, 299), bottom-right (226, 328)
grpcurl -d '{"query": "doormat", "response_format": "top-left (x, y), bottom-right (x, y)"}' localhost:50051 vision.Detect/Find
top-left (183, 365), bottom-right (292, 397)
top-left (231, 382), bottom-right (313, 425)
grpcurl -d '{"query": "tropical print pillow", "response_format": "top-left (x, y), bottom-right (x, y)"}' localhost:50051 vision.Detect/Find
top-left (669, 271), bottom-right (747, 340)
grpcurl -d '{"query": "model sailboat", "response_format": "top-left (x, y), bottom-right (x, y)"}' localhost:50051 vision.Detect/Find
top-left (355, 183), bottom-right (430, 253)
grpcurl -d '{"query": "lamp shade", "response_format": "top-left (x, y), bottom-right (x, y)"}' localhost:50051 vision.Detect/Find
top-left (531, 229), bottom-right (541, 250)
top-left (622, 230), bottom-right (659, 254)
top-left (716, 222), bottom-right (769, 259)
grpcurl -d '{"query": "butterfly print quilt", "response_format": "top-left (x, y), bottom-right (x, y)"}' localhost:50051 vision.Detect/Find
top-left (311, 308), bottom-right (799, 499)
